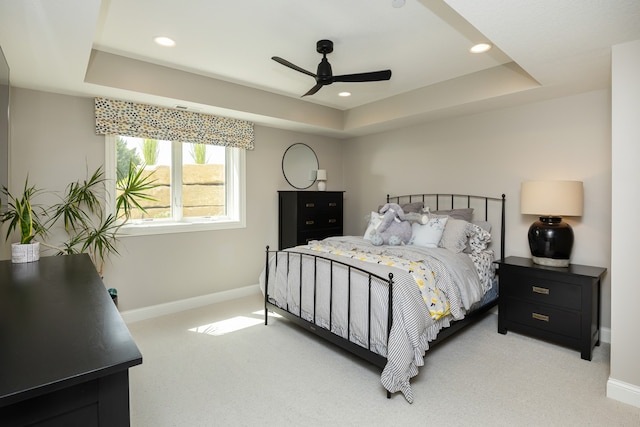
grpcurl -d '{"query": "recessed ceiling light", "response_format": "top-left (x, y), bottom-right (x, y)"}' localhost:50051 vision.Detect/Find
top-left (154, 36), bottom-right (176, 47)
top-left (470, 43), bottom-right (492, 53)
top-left (392, 0), bottom-right (405, 8)
top-left (338, 92), bottom-right (351, 97)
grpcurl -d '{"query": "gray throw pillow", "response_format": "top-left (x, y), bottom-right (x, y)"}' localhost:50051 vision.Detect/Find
top-left (432, 208), bottom-right (474, 222)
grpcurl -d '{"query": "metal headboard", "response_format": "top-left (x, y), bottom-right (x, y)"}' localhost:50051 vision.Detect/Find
top-left (386, 193), bottom-right (506, 261)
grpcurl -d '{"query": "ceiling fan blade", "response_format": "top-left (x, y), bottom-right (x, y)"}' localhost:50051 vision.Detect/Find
top-left (332, 70), bottom-right (392, 83)
top-left (272, 56), bottom-right (316, 78)
top-left (302, 83), bottom-right (323, 97)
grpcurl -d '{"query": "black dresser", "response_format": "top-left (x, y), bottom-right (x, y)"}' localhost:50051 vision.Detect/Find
top-left (497, 256), bottom-right (606, 360)
top-left (0, 254), bottom-right (142, 426)
top-left (278, 191), bottom-right (344, 249)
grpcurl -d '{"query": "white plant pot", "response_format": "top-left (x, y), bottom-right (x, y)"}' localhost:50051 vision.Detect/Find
top-left (11, 241), bottom-right (40, 263)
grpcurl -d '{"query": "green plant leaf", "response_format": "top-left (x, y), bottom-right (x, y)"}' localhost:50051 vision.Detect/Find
top-left (2, 164), bottom-right (158, 276)
top-left (49, 166), bottom-right (106, 232)
top-left (0, 178), bottom-right (47, 244)
top-left (116, 161), bottom-right (158, 220)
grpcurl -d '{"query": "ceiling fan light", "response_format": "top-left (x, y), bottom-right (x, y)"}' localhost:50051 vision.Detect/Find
top-left (470, 43), bottom-right (492, 53)
top-left (273, 39), bottom-right (392, 97)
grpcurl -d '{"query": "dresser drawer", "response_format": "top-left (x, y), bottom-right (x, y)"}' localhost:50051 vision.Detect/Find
top-left (279, 191), bottom-right (344, 250)
top-left (297, 195), bottom-right (343, 230)
top-left (298, 216), bottom-right (342, 230)
top-left (502, 270), bottom-right (581, 310)
top-left (299, 228), bottom-right (342, 244)
top-left (297, 195), bottom-right (342, 212)
top-left (505, 298), bottom-right (580, 339)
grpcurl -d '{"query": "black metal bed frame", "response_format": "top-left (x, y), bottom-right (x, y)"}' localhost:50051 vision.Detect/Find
top-left (263, 250), bottom-right (394, 369)
top-left (264, 193), bottom-right (506, 397)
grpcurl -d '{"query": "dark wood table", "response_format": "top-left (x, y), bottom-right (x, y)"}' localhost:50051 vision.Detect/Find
top-left (0, 254), bottom-right (142, 426)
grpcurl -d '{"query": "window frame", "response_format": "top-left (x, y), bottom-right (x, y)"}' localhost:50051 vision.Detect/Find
top-left (104, 135), bottom-right (246, 236)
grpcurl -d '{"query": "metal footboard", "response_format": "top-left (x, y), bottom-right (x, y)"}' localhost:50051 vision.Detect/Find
top-left (264, 246), bottom-right (394, 369)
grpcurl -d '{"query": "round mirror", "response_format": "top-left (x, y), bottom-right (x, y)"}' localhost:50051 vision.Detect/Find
top-left (282, 143), bottom-right (319, 189)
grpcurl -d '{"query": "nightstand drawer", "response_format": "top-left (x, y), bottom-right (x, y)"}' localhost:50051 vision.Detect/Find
top-left (498, 256), bottom-right (607, 361)
top-left (505, 298), bottom-right (580, 338)
top-left (504, 272), bottom-right (581, 310)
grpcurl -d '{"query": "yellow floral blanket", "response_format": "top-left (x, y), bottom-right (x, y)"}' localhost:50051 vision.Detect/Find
top-left (308, 243), bottom-right (450, 320)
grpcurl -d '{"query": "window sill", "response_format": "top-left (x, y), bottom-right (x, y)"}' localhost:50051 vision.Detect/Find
top-left (118, 219), bottom-right (246, 236)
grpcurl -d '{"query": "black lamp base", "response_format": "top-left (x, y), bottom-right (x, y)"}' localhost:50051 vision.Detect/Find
top-left (528, 216), bottom-right (574, 267)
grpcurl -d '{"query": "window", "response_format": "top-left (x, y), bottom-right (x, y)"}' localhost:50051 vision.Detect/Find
top-left (105, 135), bottom-right (245, 235)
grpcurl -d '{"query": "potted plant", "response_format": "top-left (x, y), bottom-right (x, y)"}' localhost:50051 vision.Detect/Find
top-left (1, 162), bottom-right (157, 272)
top-left (1, 177), bottom-right (48, 262)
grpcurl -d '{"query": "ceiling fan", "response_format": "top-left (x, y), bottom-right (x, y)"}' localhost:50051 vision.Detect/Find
top-left (272, 39), bottom-right (392, 97)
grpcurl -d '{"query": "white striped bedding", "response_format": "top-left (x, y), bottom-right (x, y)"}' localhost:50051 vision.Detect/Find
top-left (261, 236), bottom-right (496, 403)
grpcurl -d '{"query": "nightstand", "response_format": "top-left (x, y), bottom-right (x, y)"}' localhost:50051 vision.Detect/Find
top-left (497, 256), bottom-right (606, 360)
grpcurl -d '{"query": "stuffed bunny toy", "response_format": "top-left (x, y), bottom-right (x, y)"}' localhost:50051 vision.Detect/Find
top-left (370, 203), bottom-right (412, 246)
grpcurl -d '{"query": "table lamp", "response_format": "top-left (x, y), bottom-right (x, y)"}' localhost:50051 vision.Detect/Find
top-left (316, 169), bottom-right (327, 191)
top-left (520, 180), bottom-right (583, 267)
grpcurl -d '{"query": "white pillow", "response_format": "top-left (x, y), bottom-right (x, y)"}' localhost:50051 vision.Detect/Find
top-left (363, 211), bottom-right (383, 241)
top-left (409, 216), bottom-right (448, 248)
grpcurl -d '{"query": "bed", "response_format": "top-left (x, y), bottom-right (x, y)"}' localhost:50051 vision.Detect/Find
top-left (261, 193), bottom-right (506, 403)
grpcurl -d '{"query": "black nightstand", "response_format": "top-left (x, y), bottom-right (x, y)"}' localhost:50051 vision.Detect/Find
top-left (497, 256), bottom-right (606, 360)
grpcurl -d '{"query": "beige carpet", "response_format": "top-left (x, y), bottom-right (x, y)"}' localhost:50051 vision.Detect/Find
top-left (126, 292), bottom-right (640, 426)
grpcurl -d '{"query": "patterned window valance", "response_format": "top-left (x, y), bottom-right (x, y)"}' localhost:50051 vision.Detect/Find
top-left (95, 97), bottom-right (254, 150)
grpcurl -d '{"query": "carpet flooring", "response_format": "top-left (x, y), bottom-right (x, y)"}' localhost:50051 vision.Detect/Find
top-left (126, 291), bottom-right (640, 426)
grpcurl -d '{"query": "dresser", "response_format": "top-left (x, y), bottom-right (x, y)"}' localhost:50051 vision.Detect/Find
top-left (278, 191), bottom-right (344, 249)
top-left (0, 254), bottom-right (142, 426)
top-left (497, 256), bottom-right (606, 360)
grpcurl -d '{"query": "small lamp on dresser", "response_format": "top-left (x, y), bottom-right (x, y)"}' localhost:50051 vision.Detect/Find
top-left (520, 180), bottom-right (583, 267)
top-left (316, 169), bottom-right (327, 191)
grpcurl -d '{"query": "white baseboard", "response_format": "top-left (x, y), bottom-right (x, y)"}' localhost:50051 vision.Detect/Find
top-left (121, 284), bottom-right (261, 324)
top-left (607, 377), bottom-right (640, 408)
top-left (122, 290), bottom-right (614, 341)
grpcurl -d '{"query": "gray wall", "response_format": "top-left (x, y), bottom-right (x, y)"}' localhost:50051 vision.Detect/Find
top-left (1, 87), bottom-right (612, 327)
top-left (2, 87), bottom-right (612, 324)
top-left (343, 89), bottom-right (612, 328)
top-left (1, 88), bottom-right (344, 310)
top-left (610, 39), bottom-right (640, 401)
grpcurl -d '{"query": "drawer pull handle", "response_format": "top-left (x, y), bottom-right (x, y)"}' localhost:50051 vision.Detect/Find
top-left (532, 286), bottom-right (550, 295)
top-left (328, 202), bottom-right (337, 207)
top-left (306, 220), bottom-right (315, 225)
top-left (532, 312), bottom-right (549, 322)
top-left (305, 203), bottom-right (315, 208)
top-left (328, 219), bottom-right (337, 224)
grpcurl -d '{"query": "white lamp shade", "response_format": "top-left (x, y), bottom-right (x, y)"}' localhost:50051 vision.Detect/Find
top-left (316, 169), bottom-right (327, 181)
top-left (521, 180), bottom-right (583, 217)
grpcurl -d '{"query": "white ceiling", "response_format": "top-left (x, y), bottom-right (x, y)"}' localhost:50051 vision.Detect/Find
top-left (1, 0), bottom-right (640, 137)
